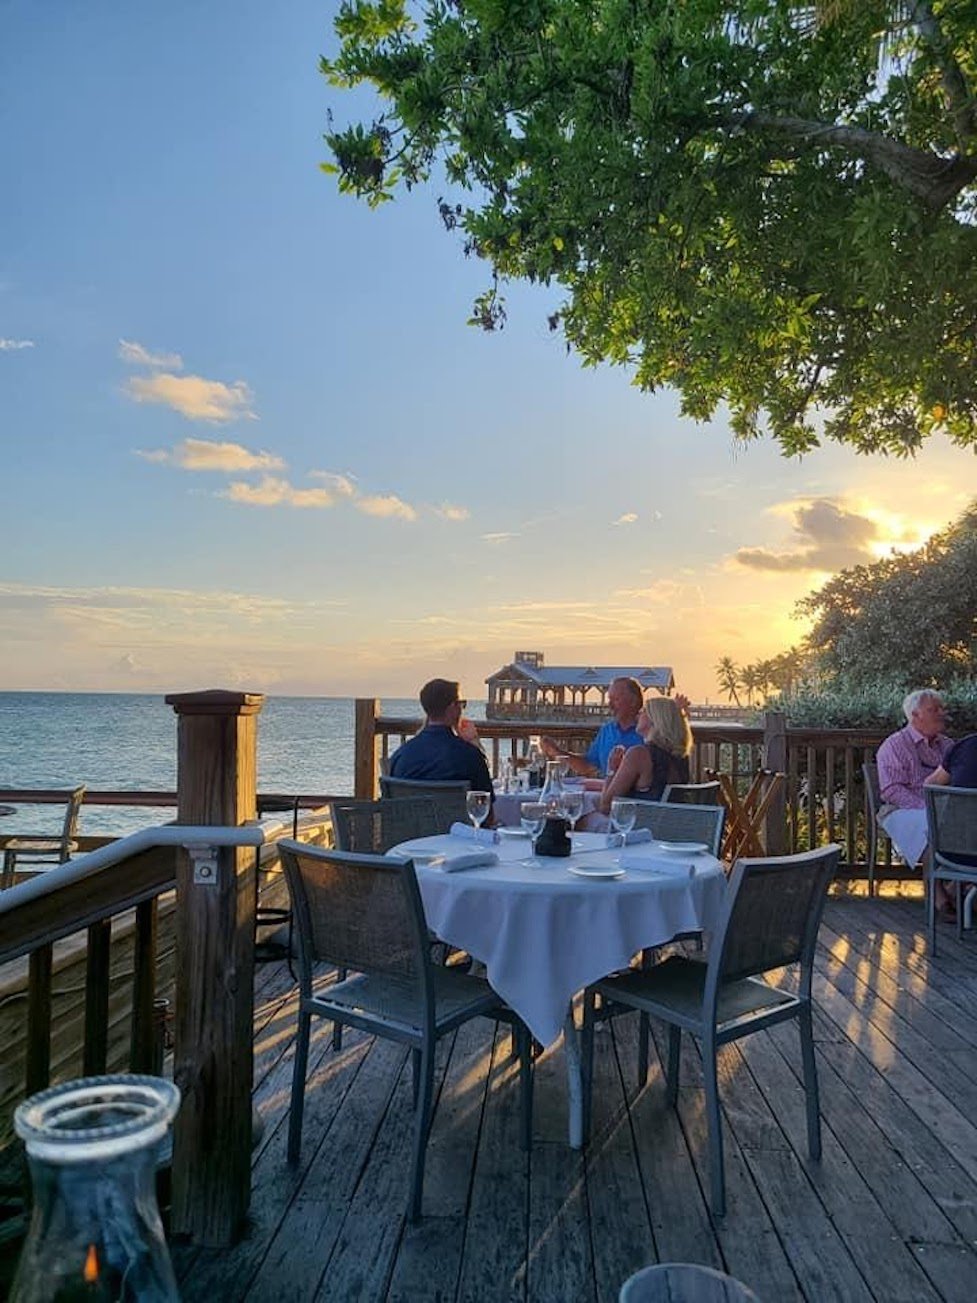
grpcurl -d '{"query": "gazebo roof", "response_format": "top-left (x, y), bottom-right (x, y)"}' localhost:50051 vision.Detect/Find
top-left (486, 660), bottom-right (674, 691)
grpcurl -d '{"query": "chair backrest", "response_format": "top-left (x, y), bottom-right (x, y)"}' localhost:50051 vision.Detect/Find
top-left (863, 761), bottom-right (881, 821)
top-left (59, 786), bottom-right (86, 861)
top-left (631, 800), bottom-right (726, 858)
top-left (379, 776), bottom-right (471, 830)
top-left (330, 797), bottom-right (440, 854)
top-left (278, 840), bottom-right (432, 1000)
top-left (709, 845), bottom-right (840, 989)
top-left (662, 781), bottom-right (722, 806)
top-left (925, 785), bottom-right (977, 865)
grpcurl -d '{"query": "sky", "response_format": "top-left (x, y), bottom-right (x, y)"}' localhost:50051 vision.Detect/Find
top-left (2, 1), bottom-right (975, 704)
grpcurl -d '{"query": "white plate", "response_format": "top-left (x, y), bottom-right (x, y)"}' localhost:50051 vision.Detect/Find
top-left (498, 827), bottom-right (530, 838)
top-left (568, 863), bottom-right (625, 880)
top-left (657, 841), bottom-right (709, 854)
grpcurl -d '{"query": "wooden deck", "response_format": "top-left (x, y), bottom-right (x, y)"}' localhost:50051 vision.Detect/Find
top-left (174, 885), bottom-right (977, 1302)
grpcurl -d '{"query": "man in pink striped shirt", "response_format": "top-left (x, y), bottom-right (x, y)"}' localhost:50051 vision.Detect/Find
top-left (876, 689), bottom-right (954, 907)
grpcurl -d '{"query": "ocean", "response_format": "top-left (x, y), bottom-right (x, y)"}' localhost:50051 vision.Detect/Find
top-left (0, 692), bottom-right (485, 837)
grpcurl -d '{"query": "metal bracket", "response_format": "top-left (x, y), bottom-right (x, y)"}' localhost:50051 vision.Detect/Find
top-left (187, 844), bottom-right (219, 886)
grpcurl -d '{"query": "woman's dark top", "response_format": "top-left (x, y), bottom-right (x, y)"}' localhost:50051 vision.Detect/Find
top-left (630, 744), bottom-right (690, 802)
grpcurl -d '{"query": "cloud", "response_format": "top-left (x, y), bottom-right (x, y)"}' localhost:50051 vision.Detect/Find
top-left (613, 513), bottom-right (638, 526)
top-left (0, 338), bottom-right (34, 351)
top-left (124, 372), bottom-right (256, 422)
top-left (356, 493), bottom-right (417, 521)
top-left (118, 339), bottom-right (183, 369)
top-left (308, 470), bottom-right (357, 498)
top-left (136, 437), bottom-right (284, 472)
top-left (221, 477), bottom-right (336, 508)
top-left (433, 503), bottom-right (470, 521)
top-left (483, 532), bottom-right (517, 544)
top-left (734, 498), bottom-right (880, 573)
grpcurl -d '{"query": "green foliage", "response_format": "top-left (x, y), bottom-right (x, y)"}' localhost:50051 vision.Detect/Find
top-left (322, 0), bottom-right (977, 454)
top-left (798, 501), bottom-right (977, 686)
top-left (776, 676), bottom-right (977, 731)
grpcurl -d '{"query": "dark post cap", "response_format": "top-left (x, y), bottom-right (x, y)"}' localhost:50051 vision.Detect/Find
top-left (165, 689), bottom-right (265, 716)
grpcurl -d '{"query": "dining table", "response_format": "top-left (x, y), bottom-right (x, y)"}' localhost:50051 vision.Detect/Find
top-left (491, 785), bottom-right (603, 829)
top-left (388, 828), bottom-right (727, 1147)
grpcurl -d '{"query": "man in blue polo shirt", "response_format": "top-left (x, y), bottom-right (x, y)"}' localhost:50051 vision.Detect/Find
top-left (389, 678), bottom-right (495, 798)
top-left (540, 677), bottom-right (644, 777)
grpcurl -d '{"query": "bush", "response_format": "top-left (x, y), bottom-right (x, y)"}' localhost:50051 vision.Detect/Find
top-left (774, 677), bottom-right (977, 732)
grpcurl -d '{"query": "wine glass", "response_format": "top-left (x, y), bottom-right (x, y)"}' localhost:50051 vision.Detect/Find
top-left (466, 790), bottom-right (491, 842)
top-left (609, 799), bottom-right (637, 860)
top-left (560, 789), bottom-right (585, 846)
top-left (519, 801), bottom-right (547, 865)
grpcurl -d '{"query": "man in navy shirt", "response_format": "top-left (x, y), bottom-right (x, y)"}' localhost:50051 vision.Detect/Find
top-left (929, 733), bottom-right (977, 788)
top-left (540, 677), bottom-right (645, 777)
top-left (389, 678), bottom-right (495, 801)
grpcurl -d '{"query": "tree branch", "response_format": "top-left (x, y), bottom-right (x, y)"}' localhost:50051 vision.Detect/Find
top-left (910, 0), bottom-right (977, 152)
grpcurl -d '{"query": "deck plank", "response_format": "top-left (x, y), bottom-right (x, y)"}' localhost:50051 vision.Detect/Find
top-left (169, 890), bottom-right (977, 1303)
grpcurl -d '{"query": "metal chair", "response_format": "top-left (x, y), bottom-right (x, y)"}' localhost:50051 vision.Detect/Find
top-left (630, 800), bottom-right (726, 858)
top-left (924, 785), bottom-right (977, 956)
top-left (254, 796), bottom-right (299, 974)
top-left (330, 797), bottom-right (441, 854)
top-left (379, 776), bottom-right (471, 831)
top-left (583, 844), bottom-right (841, 1215)
top-left (278, 840), bottom-right (533, 1221)
top-left (662, 781), bottom-right (722, 806)
top-left (1, 786), bottom-right (86, 889)
top-left (619, 1263), bottom-right (760, 1301)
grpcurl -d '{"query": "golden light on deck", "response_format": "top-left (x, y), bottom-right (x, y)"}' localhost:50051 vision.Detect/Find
top-left (83, 1242), bottom-right (99, 1283)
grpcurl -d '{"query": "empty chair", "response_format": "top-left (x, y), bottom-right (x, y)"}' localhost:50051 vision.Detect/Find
top-left (662, 781), bottom-right (722, 806)
top-left (330, 796), bottom-right (440, 854)
top-left (925, 785), bottom-right (977, 955)
top-left (583, 844), bottom-right (840, 1215)
top-left (278, 840), bottom-right (532, 1221)
top-left (1, 786), bottom-right (86, 890)
top-left (630, 800), bottom-right (726, 858)
top-left (379, 776), bottom-right (471, 831)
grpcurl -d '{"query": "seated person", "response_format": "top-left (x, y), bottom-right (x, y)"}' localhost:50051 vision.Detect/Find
top-left (540, 677), bottom-right (645, 777)
top-left (389, 678), bottom-right (495, 818)
top-left (876, 688), bottom-right (953, 906)
top-left (598, 695), bottom-right (692, 814)
top-left (927, 732), bottom-right (977, 789)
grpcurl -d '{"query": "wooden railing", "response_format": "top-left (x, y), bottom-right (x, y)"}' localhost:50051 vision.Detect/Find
top-left (357, 701), bottom-right (890, 870)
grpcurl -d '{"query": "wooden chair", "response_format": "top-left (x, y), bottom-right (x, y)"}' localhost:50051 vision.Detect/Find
top-left (379, 776), bottom-right (470, 831)
top-left (582, 844), bottom-right (840, 1215)
top-left (1, 786), bottom-right (86, 889)
top-left (278, 840), bottom-right (533, 1221)
top-left (708, 769), bottom-right (784, 861)
top-left (662, 781), bottom-right (722, 806)
top-left (924, 786), bottom-right (977, 956)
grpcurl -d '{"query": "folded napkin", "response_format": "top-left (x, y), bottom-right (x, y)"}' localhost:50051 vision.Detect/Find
top-left (439, 851), bottom-right (500, 873)
top-left (449, 822), bottom-right (500, 844)
top-left (605, 828), bottom-right (653, 848)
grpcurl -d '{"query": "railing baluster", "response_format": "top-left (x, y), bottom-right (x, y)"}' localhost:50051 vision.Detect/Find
top-left (26, 944), bottom-right (54, 1095)
top-left (83, 919), bottom-right (112, 1076)
top-left (130, 898), bottom-right (158, 1073)
top-left (825, 746), bottom-right (836, 845)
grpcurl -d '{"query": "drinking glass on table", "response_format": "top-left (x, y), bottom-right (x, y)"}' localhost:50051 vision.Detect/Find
top-left (466, 790), bottom-right (492, 841)
top-left (609, 799), bottom-right (637, 859)
top-left (519, 802), bottom-right (547, 865)
top-left (560, 790), bottom-right (585, 846)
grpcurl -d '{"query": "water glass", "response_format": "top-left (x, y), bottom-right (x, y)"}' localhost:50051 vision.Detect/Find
top-left (561, 790), bottom-right (585, 843)
top-left (466, 790), bottom-right (491, 839)
top-left (519, 802), bottom-right (547, 864)
top-left (609, 798), bottom-right (637, 851)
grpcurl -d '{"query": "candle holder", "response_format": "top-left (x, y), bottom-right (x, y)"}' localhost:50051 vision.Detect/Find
top-left (11, 1074), bottom-right (181, 1302)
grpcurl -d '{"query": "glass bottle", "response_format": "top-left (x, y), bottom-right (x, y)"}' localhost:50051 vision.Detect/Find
top-left (538, 760), bottom-right (566, 815)
top-left (11, 1074), bottom-right (181, 1302)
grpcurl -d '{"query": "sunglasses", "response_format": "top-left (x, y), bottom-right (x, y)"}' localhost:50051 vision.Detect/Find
top-left (454, 698), bottom-right (467, 710)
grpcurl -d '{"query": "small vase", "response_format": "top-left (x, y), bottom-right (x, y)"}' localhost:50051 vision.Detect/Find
top-left (11, 1074), bottom-right (181, 1302)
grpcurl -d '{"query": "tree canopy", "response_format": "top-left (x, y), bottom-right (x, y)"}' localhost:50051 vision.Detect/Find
top-left (322, 0), bottom-right (977, 455)
top-left (796, 498), bottom-right (977, 685)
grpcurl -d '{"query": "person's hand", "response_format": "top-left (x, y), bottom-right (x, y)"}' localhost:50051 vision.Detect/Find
top-left (457, 716), bottom-right (481, 745)
top-left (674, 692), bottom-right (691, 716)
top-left (607, 744), bottom-right (626, 774)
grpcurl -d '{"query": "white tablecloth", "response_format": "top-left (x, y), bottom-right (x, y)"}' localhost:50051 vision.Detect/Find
top-left (492, 788), bottom-right (602, 829)
top-left (390, 830), bottom-right (727, 1046)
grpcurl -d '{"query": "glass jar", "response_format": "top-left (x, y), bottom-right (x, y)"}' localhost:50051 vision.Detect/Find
top-left (538, 760), bottom-right (565, 814)
top-left (11, 1074), bottom-right (181, 1302)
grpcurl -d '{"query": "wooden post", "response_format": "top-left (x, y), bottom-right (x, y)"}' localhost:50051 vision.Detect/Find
top-left (763, 711), bottom-right (787, 856)
top-left (166, 688), bottom-right (263, 1246)
top-left (354, 697), bottom-right (379, 798)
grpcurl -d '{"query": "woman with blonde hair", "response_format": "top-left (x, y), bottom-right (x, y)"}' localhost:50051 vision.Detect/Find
top-left (599, 694), bottom-right (692, 813)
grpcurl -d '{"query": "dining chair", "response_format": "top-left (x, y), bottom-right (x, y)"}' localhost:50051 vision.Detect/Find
top-left (662, 781), bottom-right (722, 806)
top-left (330, 797), bottom-right (441, 854)
top-left (582, 844), bottom-right (841, 1216)
top-left (379, 776), bottom-right (471, 831)
top-left (1, 786), bottom-right (86, 890)
top-left (924, 785), bottom-right (977, 956)
top-left (618, 1263), bottom-right (760, 1302)
top-left (707, 769), bottom-right (785, 861)
top-left (278, 840), bottom-right (533, 1221)
top-left (629, 800), bottom-right (726, 858)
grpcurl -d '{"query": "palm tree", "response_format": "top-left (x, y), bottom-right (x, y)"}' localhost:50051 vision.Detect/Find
top-left (715, 657), bottom-right (742, 706)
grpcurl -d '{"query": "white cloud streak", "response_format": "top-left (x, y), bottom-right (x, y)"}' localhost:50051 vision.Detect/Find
top-left (0, 338), bottom-right (34, 351)
top-left (136, 438), bottom-right (284, 472)
top-left (124, 372), bottom-right (256, 423)
top-left (118, 339), bottom-right (184, 369)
